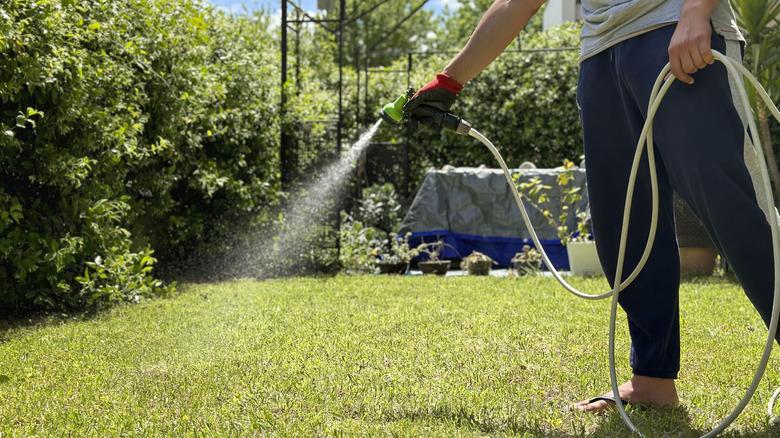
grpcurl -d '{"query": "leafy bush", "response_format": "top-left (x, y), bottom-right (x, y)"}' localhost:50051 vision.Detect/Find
top-left (380, 232), bottom-right (424, 264)
top-left (339, 183), bottom-right (404, 274)
top-left (126, 7), bottom-right (283, 276)
top-left (354, 183), bottom-right (402, 238)
top-left (339, 214), bottom-right (383, 274)
top-left (0, 0), bottom-right (282, 311)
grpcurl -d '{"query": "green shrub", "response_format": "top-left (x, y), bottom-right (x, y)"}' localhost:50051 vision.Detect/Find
top-left (354, 183), bottom-right (402, 238)
top-left (0, 0), bottom-right (282, 311)
top-left (126, 7), bottom-right (283, 275)
top-left (339, 214), bottom-right (383, 274)
top-left (339, 183), bottom-right (405, 274)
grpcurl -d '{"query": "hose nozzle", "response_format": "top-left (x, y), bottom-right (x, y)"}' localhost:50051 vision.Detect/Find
top-left (380, 95), bottom-right (408, 125)
top-left (379, 90), bottom-right (471, 136)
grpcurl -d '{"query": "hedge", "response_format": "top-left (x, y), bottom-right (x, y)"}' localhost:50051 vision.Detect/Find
top-left (0, 0), bottom-right (282, 311)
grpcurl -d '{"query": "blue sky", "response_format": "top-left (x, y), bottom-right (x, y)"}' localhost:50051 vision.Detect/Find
top-left (206, 0), bottom-right (460, 16)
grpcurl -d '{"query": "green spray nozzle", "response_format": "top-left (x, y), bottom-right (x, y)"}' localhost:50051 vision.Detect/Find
top-left (379, 89), bottom-right (472, 136)
top-left (380, 94), bottom-right (408, 124)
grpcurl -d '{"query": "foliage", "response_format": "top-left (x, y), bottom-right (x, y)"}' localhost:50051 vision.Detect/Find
top-left (281, 0), bottom-right (438, 184)
top-left (0, 0), bottom-right (284, 310)
top-left (514, 159), bottom-right (585, 245)
top-left (418, 239), bottom-right (461, 262)
top-left (381, 232), bottom-right (425, 264)
top-left (437, 0), bottom-right (544, 48)
top-left (75, 247), bottom-right (169, 309)
top-left (461, 251), bottom-right (495, 275)
top-left (338, 213), bottom-right (383, 274)
top-left (355, 183), bottom-right (402, 234)
top-left (511, 244), bottom-right (542, 276)
top-left (734, 0), bottom-right (780, 93)
top-left (318, 0), bottom-right (438, 67)
top-left (572, 211), bottom-right (593, 242)
top-left (339, 183), bottom-right (404, 273)
top-left (354, 183), bottom-right (402, 245)
top-left (733, 0), bottom-right (780, 205)
top-left (420, 240), bottom-right (445, 262)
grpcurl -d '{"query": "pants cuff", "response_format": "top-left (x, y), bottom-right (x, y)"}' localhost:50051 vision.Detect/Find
top-left (632, 368), bottom-right (678, 379)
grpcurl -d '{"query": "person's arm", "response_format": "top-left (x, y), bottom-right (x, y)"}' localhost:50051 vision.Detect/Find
top-left (403, 0), bottom-right (546, 128)
top-left (444, 0), bottom-right (547, 85)
top-left (668, 0), bottom-right (719, 84)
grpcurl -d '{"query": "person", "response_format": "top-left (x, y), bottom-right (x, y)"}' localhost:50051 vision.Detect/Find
top-left (406, 0), bottom-right (776, 413)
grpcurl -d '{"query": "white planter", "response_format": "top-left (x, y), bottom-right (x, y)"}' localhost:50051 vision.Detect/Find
top-left (567, 241), bottom-right (604, 276)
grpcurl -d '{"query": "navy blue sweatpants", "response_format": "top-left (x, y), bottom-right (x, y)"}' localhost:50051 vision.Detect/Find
top-left (578, 24), bottom-right (776, 379)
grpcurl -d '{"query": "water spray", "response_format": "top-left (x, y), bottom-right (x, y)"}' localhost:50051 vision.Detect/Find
top-left (381, 52), bottom-right (780, 437)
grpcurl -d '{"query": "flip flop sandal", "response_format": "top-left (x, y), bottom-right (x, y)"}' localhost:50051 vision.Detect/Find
top-left (569, 393), bottom-right (631, 412)
top-left (587, 393), bottom-right (631, 406)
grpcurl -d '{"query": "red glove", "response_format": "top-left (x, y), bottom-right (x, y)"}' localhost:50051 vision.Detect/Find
top-left (404, 73), bottom-right (463, 130)
top-left (414, 73), bottom-right (463, 97)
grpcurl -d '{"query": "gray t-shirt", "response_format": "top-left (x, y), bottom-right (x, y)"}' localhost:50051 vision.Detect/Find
top-left (581, 0), bottom-right (744, 60)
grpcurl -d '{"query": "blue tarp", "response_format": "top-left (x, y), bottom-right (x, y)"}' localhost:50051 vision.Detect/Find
top-left (409, 230), bottom-right (569, 269)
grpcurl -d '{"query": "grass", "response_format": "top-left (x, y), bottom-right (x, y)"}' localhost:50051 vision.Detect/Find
top-left (1, 275), bottom-right (780, 437)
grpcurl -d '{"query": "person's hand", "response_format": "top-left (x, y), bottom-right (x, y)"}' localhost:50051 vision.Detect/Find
top-left (404, 73), bottom-right (463, 129)
top-left (668, 1), bottom-right (716, 84)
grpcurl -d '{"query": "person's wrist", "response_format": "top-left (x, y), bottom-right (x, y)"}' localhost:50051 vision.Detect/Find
top-left (440, 69), bottom-right (466, 91)
top-left (681, 0), bottom-right (716, 19)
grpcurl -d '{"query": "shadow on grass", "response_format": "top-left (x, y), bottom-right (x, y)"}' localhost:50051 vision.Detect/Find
top-left (590, 405), bottom-right (778, 437)
top-left (0, 285), bottom-right (191, 344)
top-left (381, 404), bottom-right (778, 437)
top-left (0, 312), bottom-right (81, 345)
top-left (381, 405), bottom-right (586, 437)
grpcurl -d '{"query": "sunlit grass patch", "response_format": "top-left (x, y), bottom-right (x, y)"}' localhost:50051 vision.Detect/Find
top-left (0, 276), bottom-right (777, 436)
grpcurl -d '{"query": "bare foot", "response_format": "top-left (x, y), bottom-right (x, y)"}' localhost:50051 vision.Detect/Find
top-left (575, 375), bottom-right (679, 413)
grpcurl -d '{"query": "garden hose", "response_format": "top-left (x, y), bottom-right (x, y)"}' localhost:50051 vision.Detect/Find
top-left (383, 50), bottom-right (780, 436)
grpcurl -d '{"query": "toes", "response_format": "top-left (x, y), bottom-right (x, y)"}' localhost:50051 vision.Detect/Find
top-left (574, 399), bottom-right (592, 410)
top-left (575, 400), bottom-right (612, 413)
top-left (587, 401), bottom-right (610, 412)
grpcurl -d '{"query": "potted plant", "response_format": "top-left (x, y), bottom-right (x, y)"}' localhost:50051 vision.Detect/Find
top-left (376, 233), bottom-right (423, 275)
top-left (566, 212), bottom-right (603, 276)
top-left (462, 251), bottom-right (495, 276)
top-left (418, 240), bottom-right (452, 276)
top-left (511, 245), bottom-right (542, 276)
top-left (515, 159), bottom-right (602, 276)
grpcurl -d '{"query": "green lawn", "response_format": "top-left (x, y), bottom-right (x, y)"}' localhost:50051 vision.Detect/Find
top-left (1, 276), bottom-right (780, 437)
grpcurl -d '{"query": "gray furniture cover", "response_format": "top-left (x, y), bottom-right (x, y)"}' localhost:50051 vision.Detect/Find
top-left (400, 165), bottom-right (590, 268)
